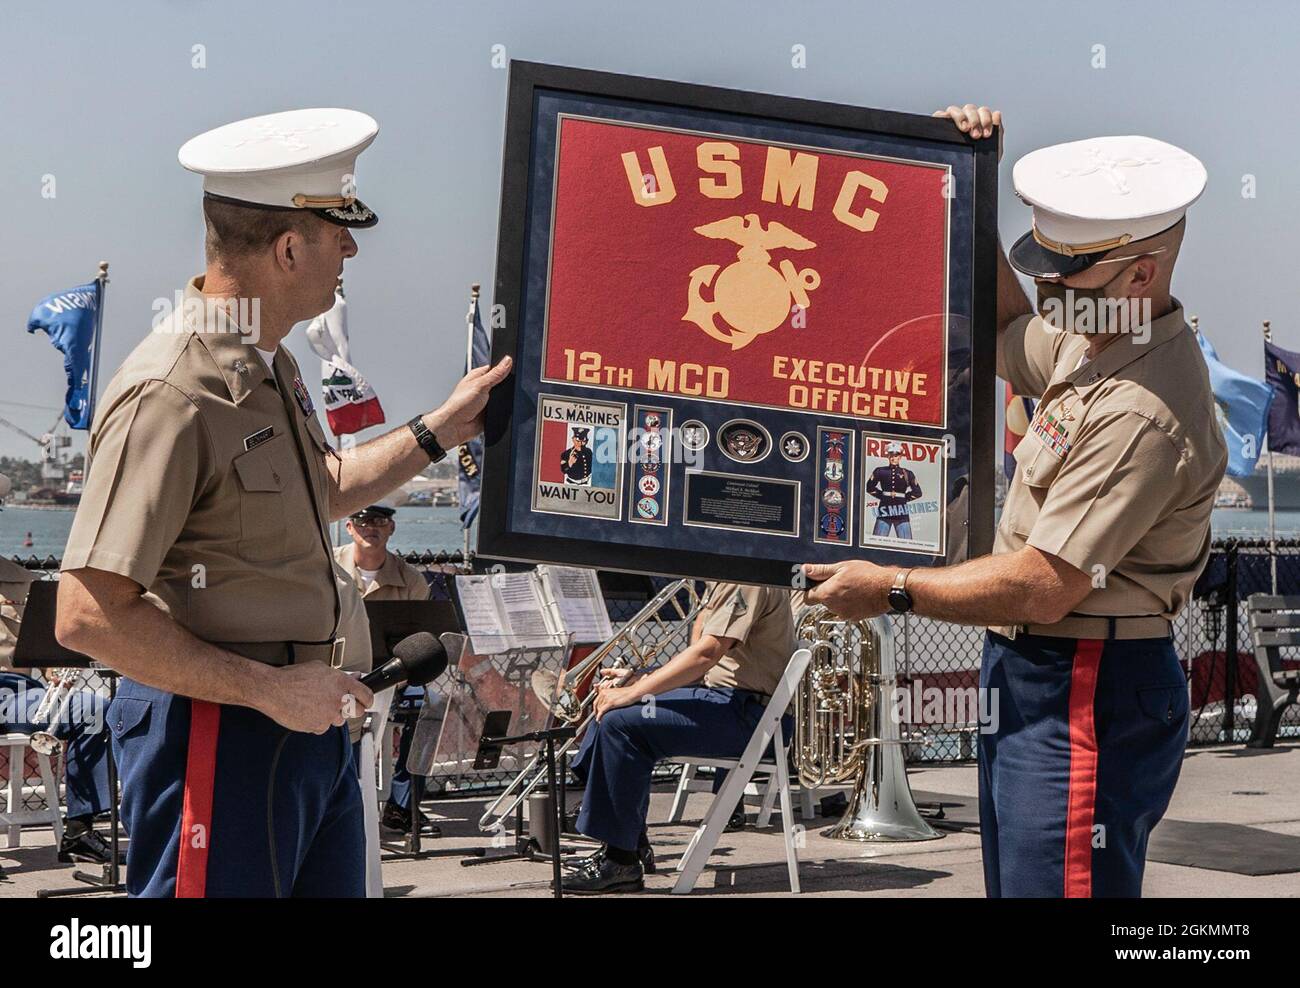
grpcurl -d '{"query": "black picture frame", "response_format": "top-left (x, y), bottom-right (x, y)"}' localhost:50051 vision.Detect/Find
top-left (480, 60), bottom-right (998, 587)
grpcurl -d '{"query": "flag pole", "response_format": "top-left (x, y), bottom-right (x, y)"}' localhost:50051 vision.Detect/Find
top-left (1264, 319), bottom-right (1277, 593)
top-left (85, 261), bottom-right (109, 474)
top-left (462, 283), bottom-right (481, 568)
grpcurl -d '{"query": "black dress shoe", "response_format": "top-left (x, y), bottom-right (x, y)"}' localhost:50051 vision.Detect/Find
top-left (638, 841), bottom-right (656, 875)
top-left (381, 802), bottom-right (442, 838)
top-left (561, 850), bottom-right (644, 894)
top-left (57, 827), bottom-right (122, 866)
top-left (724, 805), bottom-right (747, 833)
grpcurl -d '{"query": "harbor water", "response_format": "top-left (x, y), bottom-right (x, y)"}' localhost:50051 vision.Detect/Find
top-left (1, 504), bottom-right (469, 561)
top-left (3, 505), bottom-right (1298, 562)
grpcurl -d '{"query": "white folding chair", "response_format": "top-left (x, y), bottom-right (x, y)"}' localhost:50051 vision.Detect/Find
top-left (0, 733), bottom-right (63, 849)
top-left (356, 688), bottom-right (394, 899)
top-left (671, 647), bottom-right (812, 895)
top-left (666, 761), bottom-right (783, 827)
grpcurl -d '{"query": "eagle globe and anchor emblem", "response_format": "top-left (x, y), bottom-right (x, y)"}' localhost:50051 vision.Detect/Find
top-left (683, 213), bottom-right (821, 351)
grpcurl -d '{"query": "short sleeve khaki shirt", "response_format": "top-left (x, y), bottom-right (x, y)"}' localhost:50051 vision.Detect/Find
top-left (700, 582), bottom-right (796, 697)
top-left (0, 557), bottom-right (36, 669)
top-left (333, 543), bottom-right (431, 602)
top-left (63, 276), bottom-right (340, 646)
top-left (996, 302), bottom-right (1227, 625)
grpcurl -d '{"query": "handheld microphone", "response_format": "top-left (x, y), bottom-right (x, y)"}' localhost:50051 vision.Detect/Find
top-left (359, 632), bottom-right (447, 693)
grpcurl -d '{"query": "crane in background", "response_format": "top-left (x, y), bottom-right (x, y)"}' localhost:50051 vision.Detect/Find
top-left (0, 407), bottom-right (78, 504)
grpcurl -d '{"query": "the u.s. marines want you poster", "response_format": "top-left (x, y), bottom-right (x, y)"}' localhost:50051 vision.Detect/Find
top-left (481, 63), bottom-right (996, 587)
top-left (532, 395), bottom-right (625, 519)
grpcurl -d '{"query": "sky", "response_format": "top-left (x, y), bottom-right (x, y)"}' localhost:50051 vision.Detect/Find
top-left (2, 0), bottom-right (1294, 459)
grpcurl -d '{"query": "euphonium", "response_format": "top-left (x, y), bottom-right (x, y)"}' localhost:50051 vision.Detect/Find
top-left (794, 605), bottom-right (940, 842)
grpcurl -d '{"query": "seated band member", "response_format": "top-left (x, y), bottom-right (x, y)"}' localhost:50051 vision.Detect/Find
top-left (563, 581), bottom-right (795, 894)
top-left (0, 555), bottom-right (115, 865)
top-left (333, 504), bottom-right (438, 836)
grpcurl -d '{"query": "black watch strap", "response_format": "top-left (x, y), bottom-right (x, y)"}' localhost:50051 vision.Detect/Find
top-left (408, 415), bottom-right (447, 464)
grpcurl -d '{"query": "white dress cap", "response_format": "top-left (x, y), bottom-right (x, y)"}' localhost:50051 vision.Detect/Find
top-left (179, 108), bottom-right (379, 227)
top-left (1009, 136), bottom-right (1205, 276)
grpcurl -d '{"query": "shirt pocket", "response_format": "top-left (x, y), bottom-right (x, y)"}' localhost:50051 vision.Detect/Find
top-left (232, 433), bottom-right (293, 562)
top-left (1004, 435), bottom-right (1066, 536)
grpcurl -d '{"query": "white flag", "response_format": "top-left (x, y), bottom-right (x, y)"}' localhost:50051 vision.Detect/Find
top-left (304, 292), bottom-right (385, 435)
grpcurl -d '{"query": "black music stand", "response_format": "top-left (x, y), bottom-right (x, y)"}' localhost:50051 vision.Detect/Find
top-left (363, 600), bottom-right (460, 662)
top-left (459, 725), bottom-right (576, 898)
top-left (12, 581), bottom-right (126, 898)
top-left (363, 599), bottom-right (463, 861)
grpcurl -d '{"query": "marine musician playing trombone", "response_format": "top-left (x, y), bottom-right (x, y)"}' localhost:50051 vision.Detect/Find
top-left (561, 581), bottom-right (794, 894)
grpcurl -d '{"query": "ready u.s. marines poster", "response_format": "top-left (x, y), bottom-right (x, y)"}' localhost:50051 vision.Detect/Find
top-left (480, 63), bottom-right (996, 587)
top-left (860, 433), bottom-right (945, 554)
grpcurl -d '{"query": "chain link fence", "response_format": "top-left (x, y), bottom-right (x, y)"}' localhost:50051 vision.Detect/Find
top-left (5, 540), bottom-right (1298, 811)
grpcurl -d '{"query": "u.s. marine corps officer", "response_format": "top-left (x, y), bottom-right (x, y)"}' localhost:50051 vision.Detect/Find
top-left (55, 109), bottom-right (511, 897)
top-left (804, 107), bottom-right (1226, 897)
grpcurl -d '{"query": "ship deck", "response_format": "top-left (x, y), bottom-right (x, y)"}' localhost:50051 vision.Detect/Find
top-left (2, 743), bottom-right (1298, 897)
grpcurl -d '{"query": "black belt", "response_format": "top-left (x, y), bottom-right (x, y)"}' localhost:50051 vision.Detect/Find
top-left (213, 639), bottom-right (345, 668)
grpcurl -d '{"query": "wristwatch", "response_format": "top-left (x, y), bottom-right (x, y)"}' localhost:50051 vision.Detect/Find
top-left (888, 569), bottom-right (914, 614)
top-left (407, 415), bottom-right (448, 464)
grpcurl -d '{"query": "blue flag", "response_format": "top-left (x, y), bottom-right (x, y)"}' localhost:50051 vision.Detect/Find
top-left (27, 281), bottom-right (100, 429)
top-left (1265, 340), bottom-right (1300, 457)
top-left (1194, 331), bottom-right (1270, 477)
top-left (457, 291), bottom-right (491, 529)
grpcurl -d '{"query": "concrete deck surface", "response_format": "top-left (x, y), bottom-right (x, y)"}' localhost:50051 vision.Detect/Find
top-left (2, 743), bottom-right (1297, 898)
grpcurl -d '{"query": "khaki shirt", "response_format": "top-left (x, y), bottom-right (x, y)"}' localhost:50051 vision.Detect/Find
top-left (63, 276), bottom-right (341, 649)
top-left (700, 582), bottom-right (796, 697)
top-left (333, 543), bottom-right (431, 602)
top-left (0, 557), bottom-right (36, 669)
top-left (333, 545), bottom-right (427, 740)
top-left (995, 302), bottom-right (1227, 629)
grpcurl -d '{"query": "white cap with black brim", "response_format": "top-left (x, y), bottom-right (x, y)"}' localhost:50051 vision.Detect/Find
top-left (1008, 135), bottom-right (1206, 279)
top-left (179, 108), bottom-right (379, 228)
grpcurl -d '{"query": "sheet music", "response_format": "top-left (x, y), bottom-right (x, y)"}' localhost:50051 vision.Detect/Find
top-left (491, 572), bottom-right (555, 650)
top-left (455, 575), bottom-right (516, 653)
top-left (539, 565), bottom-right (614, 645)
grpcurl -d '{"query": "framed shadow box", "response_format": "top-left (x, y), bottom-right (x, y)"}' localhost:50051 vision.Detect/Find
top-left (479, 60), bottom-right (997, 587)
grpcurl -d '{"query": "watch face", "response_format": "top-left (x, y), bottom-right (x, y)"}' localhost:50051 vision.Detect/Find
top-left (888, 587), bottom-right (912, 613)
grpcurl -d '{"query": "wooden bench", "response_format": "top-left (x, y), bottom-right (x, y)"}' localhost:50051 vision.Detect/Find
top-left (1246, 594), bottom-right (1300, 748)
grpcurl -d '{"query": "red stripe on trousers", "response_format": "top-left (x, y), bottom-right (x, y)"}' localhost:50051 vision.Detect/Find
top-left (175, 700), bottom-right (221, 898)
top-left (1064, 639), bottom-right (1103, 898)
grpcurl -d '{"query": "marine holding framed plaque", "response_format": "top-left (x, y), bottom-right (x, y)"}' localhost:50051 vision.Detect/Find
top-left (479, 61), bottom-right (997, 588)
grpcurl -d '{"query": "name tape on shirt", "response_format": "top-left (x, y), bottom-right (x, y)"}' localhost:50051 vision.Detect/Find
top-left (243, 426), bottom-right (275, 451)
